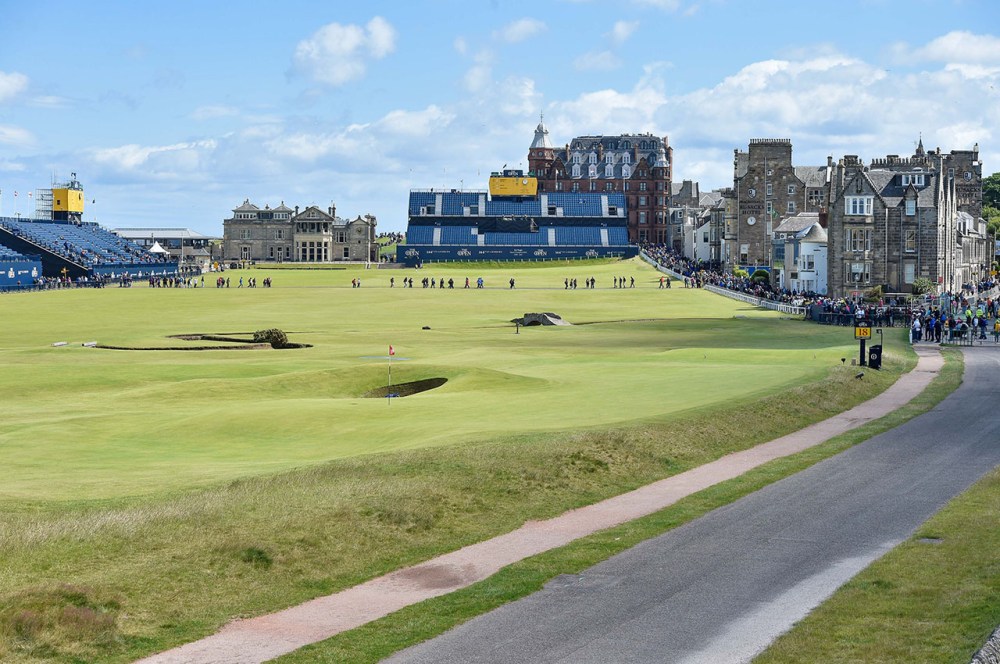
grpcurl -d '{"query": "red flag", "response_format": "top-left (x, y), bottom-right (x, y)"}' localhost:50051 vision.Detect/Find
top-left (388, 345), bottom-right (395, 356)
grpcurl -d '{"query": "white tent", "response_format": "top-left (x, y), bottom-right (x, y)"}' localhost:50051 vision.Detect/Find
top-left (148, 241), bottom-right (169, 254)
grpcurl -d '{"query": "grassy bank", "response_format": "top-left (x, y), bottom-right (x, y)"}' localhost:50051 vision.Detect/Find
top-left (0, 258), bottom-right (921, 661)
top-left (274, 349), bottom-right (964, 663)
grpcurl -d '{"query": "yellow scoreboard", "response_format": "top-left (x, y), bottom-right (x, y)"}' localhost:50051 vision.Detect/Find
top-left (489, 172), bottom-right (537, 197)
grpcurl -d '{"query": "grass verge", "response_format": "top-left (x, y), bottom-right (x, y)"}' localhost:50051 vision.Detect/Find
top-left (272, 349), bottom-right (963, 663)
top-left (755, 400), bottom-right (1000, 659)
top-left (0, 346), bottom-right (915, 663)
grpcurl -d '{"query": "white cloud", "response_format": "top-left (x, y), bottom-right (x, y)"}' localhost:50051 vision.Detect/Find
top-left (495, 18), bottom-right (546, 43)
top-left (29, 95), bottom-right (71, 109)
top-left (574, 51), bottom-right (623, 72)
top-left (191, 105), bottom-right (240, 121)
top-left (0, 124), bottom-right (33, 146)
top-left (608, 21), bottom-right (639, 45)
top-left (454, 37), bottom-right (468, 55)
top-left (375, 106), bottom-right (455, 137)
top-left (89, 140), bottom-right (218, 179)
top-left (631, 0), bottom-right (682, 10)
top-left (293, 16), bottom-right (397, 86)
top-left (463, 50), bottom-right (495, 93)
top-left (907, 31), bottom-right (1000, 65)
top-left (0, 71), bottom-right (29, 103)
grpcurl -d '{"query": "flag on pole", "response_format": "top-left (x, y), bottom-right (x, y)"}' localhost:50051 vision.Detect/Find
top-left (389, 345), bottom-right (395, 356)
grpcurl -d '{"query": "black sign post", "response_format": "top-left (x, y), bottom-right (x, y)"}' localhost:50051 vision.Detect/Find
top-left (855, 325), bottom-right (871, 367)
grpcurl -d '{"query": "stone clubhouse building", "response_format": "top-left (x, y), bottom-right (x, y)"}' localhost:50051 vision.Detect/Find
top-left (222, 200), bottom-right (378, 263)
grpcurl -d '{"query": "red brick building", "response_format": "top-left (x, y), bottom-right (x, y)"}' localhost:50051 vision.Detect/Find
top-left (526, 118), bottom-right (673, 244)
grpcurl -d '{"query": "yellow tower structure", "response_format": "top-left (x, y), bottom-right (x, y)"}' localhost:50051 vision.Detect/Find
top-left (51, 173), bottom-right (85, 221)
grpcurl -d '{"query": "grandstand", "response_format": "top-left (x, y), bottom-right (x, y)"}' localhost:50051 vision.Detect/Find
top-left (0, 217), bottom-right (177, 280)
top-left (401, 186), bottom-right (636, 266)
top-left (0, 243), bottom-right (43, 290)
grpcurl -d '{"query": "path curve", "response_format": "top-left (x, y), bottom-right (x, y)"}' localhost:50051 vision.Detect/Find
top-left (136, 346), bottom-right (943, 664)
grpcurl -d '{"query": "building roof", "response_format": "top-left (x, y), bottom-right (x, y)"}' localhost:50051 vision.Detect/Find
top-left (865, 169), bottom-right (939, 207)
top-left (233, 199), bottom-right (259, 212)
top-left (794, 165), bottom-right (830, 188)
top-left (114, 227), bottom-right (214, 240)
top-left (530, 117), bottom-right (553, 150)
top-left (549, 133), bottom-right (669, 178)
top-left (774, 211), bottom-right (822, 235)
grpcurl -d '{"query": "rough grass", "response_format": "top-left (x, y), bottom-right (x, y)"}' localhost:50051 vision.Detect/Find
top-left (0, 356), bottom-right (909, 663)
top-left (0, 258), bottom-right (924, 662)
top-left (274, 349), bottom-right (966, 663)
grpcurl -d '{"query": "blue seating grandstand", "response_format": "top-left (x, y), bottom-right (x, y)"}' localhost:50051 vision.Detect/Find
top-left (0, 217), bottom-right (170, 272)
top-left (402, 190), bottom-right (635, 265)
top-left (0, 244), bottom-right (29, 259)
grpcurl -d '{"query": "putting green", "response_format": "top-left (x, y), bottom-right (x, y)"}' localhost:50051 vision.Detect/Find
top-left (0, 258), bottom-right (857, 502)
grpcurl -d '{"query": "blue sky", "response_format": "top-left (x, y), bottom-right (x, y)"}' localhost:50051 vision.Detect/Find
top-left (1, 0), bottom-right (998, 234)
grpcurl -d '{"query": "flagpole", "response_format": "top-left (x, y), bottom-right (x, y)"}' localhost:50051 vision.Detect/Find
top-left (387, 346), bottom-right (392, 404)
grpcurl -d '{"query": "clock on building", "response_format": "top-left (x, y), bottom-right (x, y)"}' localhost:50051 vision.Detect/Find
top-left (747, 216), bottom-right (757, 226)
top-left (964, 171), bottom-right (973, 181)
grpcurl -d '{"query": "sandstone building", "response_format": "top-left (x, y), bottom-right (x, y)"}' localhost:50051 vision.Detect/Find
top-left (222, 201), bottom-right (377, 264)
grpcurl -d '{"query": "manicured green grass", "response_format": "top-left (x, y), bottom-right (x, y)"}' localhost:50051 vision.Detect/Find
top-left (273, 349), bottom-right (966, 664)
top-left (1, 259), bottom-right (839, 502)
top-left (0, 258), bottom-right (923, 662)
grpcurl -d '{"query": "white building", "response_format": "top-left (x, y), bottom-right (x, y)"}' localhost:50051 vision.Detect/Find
top-left (772, 212), bottom-right (828, 295)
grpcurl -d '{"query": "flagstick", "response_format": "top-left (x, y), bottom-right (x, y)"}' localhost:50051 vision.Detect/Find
top-left (387, 351), bottom-right (392, 404)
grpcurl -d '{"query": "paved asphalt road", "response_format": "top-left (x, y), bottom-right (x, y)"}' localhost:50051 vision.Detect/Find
top-left (387, 348), bottom-right (1000, 664)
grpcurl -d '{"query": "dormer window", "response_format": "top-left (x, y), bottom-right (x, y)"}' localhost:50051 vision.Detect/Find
top-left (589, 152), bottom-right (598, 165)
top-left (605, 164), bottom-right (614, 177)
top-left (905, 198), bottom-right (916, 216)
top-left (573, 153), bottom-right (581, 164)
top-left (588, 164), bottom-right (597, 178)
top-left (622, 152), bottom-right (631, 164)
top-left (572, 164), bottom-right (581, 177)
top-left (622, 165), bottom-right (631, 178)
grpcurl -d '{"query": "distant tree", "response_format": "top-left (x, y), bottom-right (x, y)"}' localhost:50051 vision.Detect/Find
top-left (864, 285), bottom-right (883, 302)
top-left (750, 269), bottom-right (770, 283)
top-left (733, 268), bottom-right (749, 279)
top-left (912, 277), bottom-right (934, 295)
top-left (984, 204), bottom-right (1000, 236)
top-left (983, 172), bottom-right (1000, 210)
